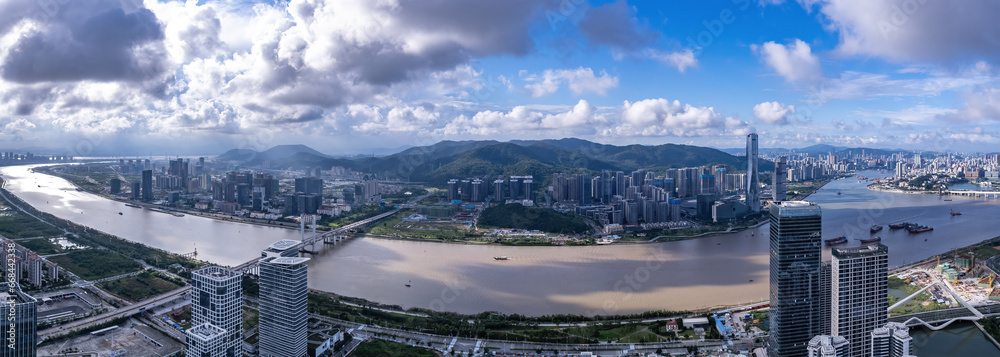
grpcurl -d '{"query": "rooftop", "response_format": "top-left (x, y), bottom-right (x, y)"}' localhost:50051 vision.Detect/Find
top-left (187, 323), bottom-right (227, 341)
top-left (266, 257), bottom-right (311, 265)
top-left (770, 201), bottom-right (822, 217)
top-left (832, 243), bottom-right (889, 259)
top-left (267, 239), bottom-right (300, 251)
top-left (193, 266), bottom-right (241, 280)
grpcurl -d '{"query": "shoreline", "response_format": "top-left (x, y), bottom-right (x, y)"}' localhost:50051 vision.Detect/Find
top-left (33, 163), bottom-right (835, 248)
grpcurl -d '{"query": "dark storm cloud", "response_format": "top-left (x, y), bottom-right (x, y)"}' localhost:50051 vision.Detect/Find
top-left (396, 0), bottom-right (554, 56)
top-left (578, 0), bottom-right (657, 51)
top-left (1, 4), bottom-right (166, 83)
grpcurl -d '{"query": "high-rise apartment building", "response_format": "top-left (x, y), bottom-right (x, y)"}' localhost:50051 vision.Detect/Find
top-left (768, 201), bottom-right (823, 357)
top-left (747, 133), bottom-right (760, 212)
top-left (832, 244), bottom-right (888, 357)
top-left (189, 266), bottom-right (243, 357)
top-left (258, 256), bottom-right (310, 357)
top-left (0, 282), bottom-right (36, 357)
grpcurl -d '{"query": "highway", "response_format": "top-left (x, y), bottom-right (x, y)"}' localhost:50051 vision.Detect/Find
top-left (38, 286), bottom-right (191, 340)
top-left (309, 314), bottom-right (744, 356)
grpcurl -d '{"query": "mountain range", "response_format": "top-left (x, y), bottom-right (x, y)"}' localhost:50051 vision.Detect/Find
top-left (218, 138), bottom-right (771, 186)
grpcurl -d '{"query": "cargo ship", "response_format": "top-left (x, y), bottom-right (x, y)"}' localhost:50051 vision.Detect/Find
top-left (950, 209), bottom-right (962, 216)
top-left (825, 236), bottom-right (848, 246)
top-left (870, 225), bottom-right (883, 233)
top-left (907, 225), bottom-right (933, 233)
top-left (494, 256), bottom-right (508, 261)
top-left (859, 236), bottom-right (882, 244)
top-left (125, 203), bottom-right (142, 208)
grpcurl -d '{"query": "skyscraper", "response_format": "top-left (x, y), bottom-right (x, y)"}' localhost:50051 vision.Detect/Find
top-left (806, 335), bottom-right (849, 357)
top-left (768, 201), bottom-right (823, 357)
top-left (747, 133), bottom-right (760, 212)
top-left (189, 266), bottom-right (243, 357)
top-left (832, 244), bottom-right (888, 357)
top-left (258, 256), bottom-right (310, 357)
top-left (141, 169), bottom-right (153, 201)
top-left (774, 156), bottom-right (788, 201)
top-left (870, 322), bottom-right (913, 357)
top-left (0, 282), bottom-right (37, 357)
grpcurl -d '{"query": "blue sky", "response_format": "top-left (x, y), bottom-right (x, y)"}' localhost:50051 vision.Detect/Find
top-left (0, 0), bottom-right (997, 155)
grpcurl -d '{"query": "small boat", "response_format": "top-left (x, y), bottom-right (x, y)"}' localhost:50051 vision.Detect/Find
top-left (944, 198), bottom-right (953, 201)
top-left (837, 191), bottom-right (842, 195)
top-left (870, 225), bottom-right (883, 234)
top-left (859, 236), bottom-right (882, 244)
top-left (825, 236), bottom-right (848, 246)
top-left (118, 212), bottom-right (123, 215)
top-left (494, 256), bottom-right (508, 261)
top-left (405, 284), bottom-right (411, 288)
top-left (749, 279), bottom-right (754, 282)
top-left (950, 209), bottom-right (962, 216)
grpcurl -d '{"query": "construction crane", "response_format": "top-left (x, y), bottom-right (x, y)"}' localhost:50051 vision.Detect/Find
top-left (979, 274), bottom-right (996, 289)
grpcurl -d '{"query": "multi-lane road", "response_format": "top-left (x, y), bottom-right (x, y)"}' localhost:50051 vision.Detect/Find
top-left (38, 286), bottom-right (191, 340)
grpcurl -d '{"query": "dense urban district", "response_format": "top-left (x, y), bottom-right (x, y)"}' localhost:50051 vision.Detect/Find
top-left (1, 136), bottom-right (1000, 357)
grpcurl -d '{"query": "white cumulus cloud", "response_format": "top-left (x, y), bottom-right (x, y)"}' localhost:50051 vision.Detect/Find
top-left (753, 101), bottom-right (796, 125)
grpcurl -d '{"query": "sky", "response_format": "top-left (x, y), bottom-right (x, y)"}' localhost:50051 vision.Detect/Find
top-left (1, 0), bottom-right (999, 156)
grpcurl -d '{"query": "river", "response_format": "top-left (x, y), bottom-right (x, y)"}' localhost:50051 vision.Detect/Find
top-left (4, 166), bottom-right (1000, 317)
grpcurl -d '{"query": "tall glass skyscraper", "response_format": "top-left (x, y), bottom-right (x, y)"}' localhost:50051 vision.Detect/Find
top-left (258, 256), bottom-right (310, 357)
top-left (189, 266), bottom-right (243, 357)
top-left (746, 133), bottom-right (760, 212)
top-left (768, 201), bottom-right (823, 357)
top-left (0, 282), bottom-right (36, 357)
top-left (832, 244), bottom-right (888, 357)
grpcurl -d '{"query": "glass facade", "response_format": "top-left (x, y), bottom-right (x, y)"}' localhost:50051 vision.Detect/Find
top-left (768, 201), bottom-right (823, 357)
top-left (258, 257), bottom-right (310, 357)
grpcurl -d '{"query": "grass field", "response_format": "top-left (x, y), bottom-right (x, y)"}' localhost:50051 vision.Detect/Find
top-left (0, 202), bottom-right (64, 239)
top-left (100, 270), bottom-right (184, 302)
top-left (48, 249), bottom-right (143, 281)
top-left (888, 276), bottom-right (949, 316)
top-left (15, 238), bottom-right (65, 255)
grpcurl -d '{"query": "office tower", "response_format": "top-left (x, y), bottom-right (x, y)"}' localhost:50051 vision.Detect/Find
top-left (774, 156), bottom-right (788, 201)
top-left (832, 244), bottom-right (888, 357)
top-left (141, 169), bottom-right (153, 201)
top-left (746, 133), bottom-right (760, 212)
top-left (189, 266), bottom-right (243, 357)
top-left (109, 178), bottom-right (121, 195)
top-left (807, 335), bottom-right (849, 357)
top-left (460, 179), bottom-right (471, 201)
top-left (294, 177), bottom-right (323, 195)
top-left (746, 133), bottom-right (760, 213)
top-left (870, 323), bottom-right (913, 357)
top-left (0, 282), bottom-right (37, 357)
top-left (614, 171), bottom-right (625, 196)
top-left (768, 201), bottom-right (823, 357)
top-left (259, 256), bottom-right (310, 357)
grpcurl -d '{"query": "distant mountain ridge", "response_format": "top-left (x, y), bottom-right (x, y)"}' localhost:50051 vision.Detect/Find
top-left (720, 144), bottom-right (910, 156)
top-left (217, 138), bottom-right (770, 185)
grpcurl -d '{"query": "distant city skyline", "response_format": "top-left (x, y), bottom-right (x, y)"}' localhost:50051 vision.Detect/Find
top-left (2, 1), bottom-right (1000, 154)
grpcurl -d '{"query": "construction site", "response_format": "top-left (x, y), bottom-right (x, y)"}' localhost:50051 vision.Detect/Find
top-left (893, 249), bottom-right (1000, 309)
